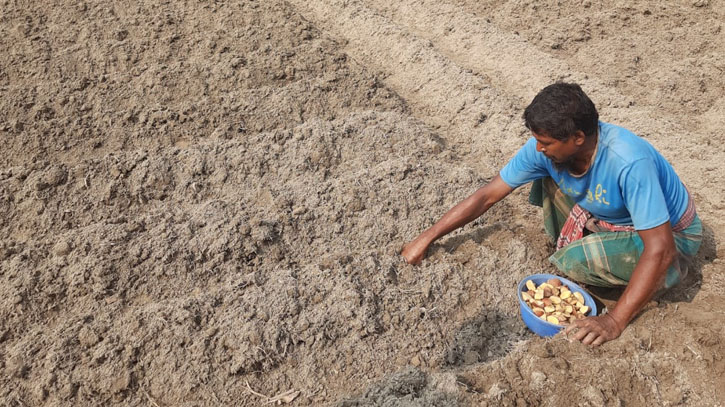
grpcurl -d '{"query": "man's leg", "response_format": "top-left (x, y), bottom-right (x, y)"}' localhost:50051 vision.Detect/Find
top-left (530, 178), bottom-right (574, 240)
top-left (549, 215), bottom-right (703, 289)
top-left (549, 231), bottom-right (639, 287)
top-left (533, 177), bottom-right (703, 289)
top-left (532, 177), bottom-right (631, 286)
top-left (670, 215), bottom-right (703, 287)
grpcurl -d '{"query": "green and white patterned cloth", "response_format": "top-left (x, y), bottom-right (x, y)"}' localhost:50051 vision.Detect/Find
top-left (529, 178), bottom-right (702, 289)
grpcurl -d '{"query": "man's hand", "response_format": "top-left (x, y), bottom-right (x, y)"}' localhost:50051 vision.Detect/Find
top-left (564, 313), bottom-right (625, 346)
top-left (401, 235), bottom-right (432, 265)
top-left (400, 176), bottom-right (514, 266)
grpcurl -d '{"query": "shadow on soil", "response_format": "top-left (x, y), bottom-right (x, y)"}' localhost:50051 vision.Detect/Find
top-left (336, 308), bottom-right (530, 406)
top-left (444, 308), bottom-right (531, 367)
top-left (433, 223), bottom-right (508, 254)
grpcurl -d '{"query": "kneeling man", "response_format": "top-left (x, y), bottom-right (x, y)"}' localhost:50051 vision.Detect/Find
top-left (402, 82), bottom-right (702, 346)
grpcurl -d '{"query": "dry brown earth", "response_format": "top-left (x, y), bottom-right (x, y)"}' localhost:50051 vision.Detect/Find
top-left (1, 0), bottom-right (724, 406)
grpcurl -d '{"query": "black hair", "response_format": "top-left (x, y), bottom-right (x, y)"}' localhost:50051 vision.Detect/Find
top-left (523, 82), bottom-right (599, 141)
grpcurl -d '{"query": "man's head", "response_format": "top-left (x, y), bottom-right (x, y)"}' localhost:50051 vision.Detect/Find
top-left (523, 82), bottom-right (599, 141)
top-left (523, 83), bottom-right (599, 170)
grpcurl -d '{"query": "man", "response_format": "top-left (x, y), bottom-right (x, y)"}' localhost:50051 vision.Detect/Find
top-left (401, 82), bottom-right (702, 346)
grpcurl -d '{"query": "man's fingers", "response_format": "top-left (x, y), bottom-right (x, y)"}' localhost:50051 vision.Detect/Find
top-left (582, 331), bottom-right (599, 345)
top-left (401, 253), bottom-right (420, 265)
top-left (563, 316), bottom-right (615, 347)
top-left (572, 325), bottom-right (591, 342)
top-left (400, 243), bottom-right (415, 264)
top-left (592, 335), bottom-right (607, 347)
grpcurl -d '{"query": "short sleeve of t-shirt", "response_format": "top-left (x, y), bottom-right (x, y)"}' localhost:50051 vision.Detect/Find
top-left (499, 137), bottom-right (549, 188)
top-left (620, 158), bottom-right (670, 230)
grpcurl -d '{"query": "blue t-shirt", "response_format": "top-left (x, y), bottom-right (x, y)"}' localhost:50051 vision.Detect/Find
top-left (500, 121), bottom-right (689, 230)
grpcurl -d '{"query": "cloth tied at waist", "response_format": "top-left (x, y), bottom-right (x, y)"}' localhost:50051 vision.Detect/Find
top-left (556, 192), bottom-right (697, 250)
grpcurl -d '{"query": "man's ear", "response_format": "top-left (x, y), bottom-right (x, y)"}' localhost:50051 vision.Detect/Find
top-left (573, 130), bottom-right (586, 146)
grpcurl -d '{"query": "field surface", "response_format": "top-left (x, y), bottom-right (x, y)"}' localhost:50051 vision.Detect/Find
top-left (1, 0), bottom-right (724, 406)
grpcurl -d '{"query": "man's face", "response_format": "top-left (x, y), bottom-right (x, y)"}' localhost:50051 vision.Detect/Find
top-left (532, 131), bottom-right (581, 170)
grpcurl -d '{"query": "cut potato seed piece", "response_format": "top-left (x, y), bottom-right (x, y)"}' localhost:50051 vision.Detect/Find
top-left (522, 277), bottom-right (591, 326)
top-left (547, 278), bottom-right (562, 287)
top-left (546, 316), bottom-right (560, 324)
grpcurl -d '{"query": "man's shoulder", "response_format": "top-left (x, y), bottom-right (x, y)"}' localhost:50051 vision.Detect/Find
top-left (599, 122), bottom-right (654, 164)
top-left (600, 121), bottom-right (640, 144)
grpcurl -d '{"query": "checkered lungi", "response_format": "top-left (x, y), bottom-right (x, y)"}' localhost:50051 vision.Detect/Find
top-left (529, 178), bottom-right (702, 289)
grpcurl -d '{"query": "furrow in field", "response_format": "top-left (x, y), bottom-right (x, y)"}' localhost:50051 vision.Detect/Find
top-left (288, 0), bottom-right (533, 174)
top-left (288, 0), bottom-right (725, 254)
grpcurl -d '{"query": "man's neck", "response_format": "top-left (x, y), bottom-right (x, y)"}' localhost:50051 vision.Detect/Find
top-left (569, 132), bottom-right (599, 175)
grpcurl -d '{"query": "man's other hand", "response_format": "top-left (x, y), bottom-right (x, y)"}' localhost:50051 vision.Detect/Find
top-left (401, 236), bottom-right (431, 265)
top-left (564, 313), bottom-right (625, 346)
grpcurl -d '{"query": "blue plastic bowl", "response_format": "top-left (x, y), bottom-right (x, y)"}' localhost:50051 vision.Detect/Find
top-left (518, 273), bottom-right (598, 337)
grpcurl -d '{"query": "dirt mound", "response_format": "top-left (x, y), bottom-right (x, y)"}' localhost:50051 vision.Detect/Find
top-left (2, 0), bottom-right (724, 406)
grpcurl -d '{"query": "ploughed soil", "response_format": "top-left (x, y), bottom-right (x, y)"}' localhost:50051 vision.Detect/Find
top-left (1, 0), bottom-right (724, 406)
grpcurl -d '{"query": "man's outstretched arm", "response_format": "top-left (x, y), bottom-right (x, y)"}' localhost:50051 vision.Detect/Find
top-left (401, 175), bottom-right (514, 264)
